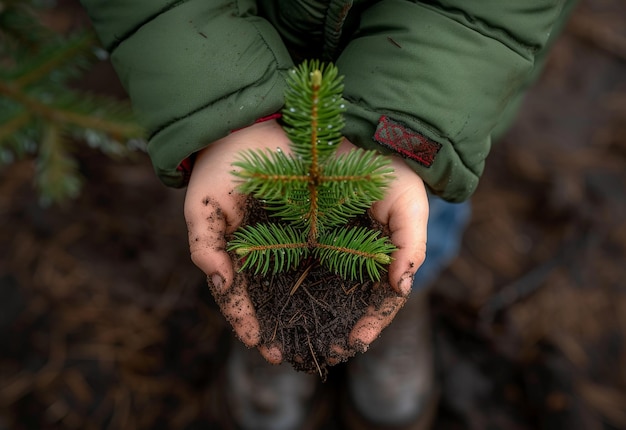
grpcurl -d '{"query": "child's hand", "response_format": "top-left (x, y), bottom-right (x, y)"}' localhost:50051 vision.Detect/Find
top-left (184, 119), bottom-right (429, 363)
top-left (346, 155), bottom-right (429, 354)
top-left (185, 120), bottom-right (292, 353)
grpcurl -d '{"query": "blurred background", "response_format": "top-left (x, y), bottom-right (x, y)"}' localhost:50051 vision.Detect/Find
top-left (1, 0), bottom-right (625, 429)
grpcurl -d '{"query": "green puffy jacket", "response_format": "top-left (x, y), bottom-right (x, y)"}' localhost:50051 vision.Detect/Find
top-left (80, 0), bottom-right (577, 202)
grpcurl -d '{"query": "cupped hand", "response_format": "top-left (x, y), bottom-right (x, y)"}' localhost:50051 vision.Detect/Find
top-left (345, 155), bottom-right (429, 354)
top-left (185, 119), bottom-right (429, 364)
top-left (185, 120), bottom-right (292, 357)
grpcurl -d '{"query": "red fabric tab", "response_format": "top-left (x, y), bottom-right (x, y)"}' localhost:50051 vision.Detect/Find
top-left (374, 116), bottom-right (441, 167)
top-left (177, 155), bottom-right (195, 183)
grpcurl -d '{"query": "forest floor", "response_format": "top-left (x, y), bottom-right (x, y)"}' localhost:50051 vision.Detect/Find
top-left (1, 1), bottom-right (625, 429)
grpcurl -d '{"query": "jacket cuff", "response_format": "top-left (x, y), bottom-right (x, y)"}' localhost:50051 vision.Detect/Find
top-left (341, 104), bottom-right (480, 203)
top-left (175, 113), bottom-right (283, 183)
top-left (337, 0), bottom-right (571, 202)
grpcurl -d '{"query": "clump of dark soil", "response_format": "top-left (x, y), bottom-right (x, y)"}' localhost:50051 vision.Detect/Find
top-left (231, 198), bottom-right (398, 378)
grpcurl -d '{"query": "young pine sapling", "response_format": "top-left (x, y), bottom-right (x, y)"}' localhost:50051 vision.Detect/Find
top-left (228, 61), bottom-right (396, 282)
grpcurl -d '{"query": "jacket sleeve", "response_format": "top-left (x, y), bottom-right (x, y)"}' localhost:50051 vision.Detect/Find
top-left (336, 0), bottom-right (578, 202)
top-left (79, 0), bottom-right (294, 187)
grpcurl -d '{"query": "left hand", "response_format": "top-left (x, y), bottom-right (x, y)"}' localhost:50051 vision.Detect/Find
top-left (328, 154), bottom-right (429, 362)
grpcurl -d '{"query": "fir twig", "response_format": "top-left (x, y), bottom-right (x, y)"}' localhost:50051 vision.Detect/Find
top-left (0, 2), bottom-right (145, 204)
top-left (229, 60), bottom-right (396, 281)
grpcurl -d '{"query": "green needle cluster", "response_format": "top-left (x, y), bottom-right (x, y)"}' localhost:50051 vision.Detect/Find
top-left (0, 1), bottom-right (144, 205)
top-left (228, 60), bottom-right (396, 282)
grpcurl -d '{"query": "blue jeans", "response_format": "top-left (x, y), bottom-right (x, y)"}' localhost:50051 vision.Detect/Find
top-left (411, 195), bottom-right (471, 291)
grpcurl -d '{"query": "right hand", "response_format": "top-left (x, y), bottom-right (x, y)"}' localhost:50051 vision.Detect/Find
top-left (185, 119), bottom-right (292, 363)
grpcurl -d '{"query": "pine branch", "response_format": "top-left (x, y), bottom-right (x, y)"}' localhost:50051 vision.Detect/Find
top-left (283, 63), bottom-right (345, 163)
top-left (228, 224), bottom-right (309, 276)
top-left (8, 32), bottom-right (94, 88)
top-left (264, 188), bottom-right (313, 232)
top-left (314, 189), bottom-right (372, 230)
top-left (0, 82), bottom-right (142, 138)
top-left (232, 148), bottom-right (309, 200)
top-left (315, 227), bottom-right (396, 281)
top-left (321, 148), bottom-right (395, 194)
top-left (0, 1), bottom-right (48, 56)
top-left (35, 124), bottom-right (82, 205)
top-left (0, 110), bottom-right (31, 143)
top-left (229, 60), bottom-right (396, 281)
top-left (0, 2), bottom-right (145, 204)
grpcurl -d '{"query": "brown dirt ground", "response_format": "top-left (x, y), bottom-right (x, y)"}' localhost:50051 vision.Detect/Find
top-left (1, 1), bottom-right (625, 429)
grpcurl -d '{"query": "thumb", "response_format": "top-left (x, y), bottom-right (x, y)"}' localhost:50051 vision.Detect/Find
top-left (371, 159), bottom-right (429, 296)
top-left (186, 194), bottom-right (239, 294)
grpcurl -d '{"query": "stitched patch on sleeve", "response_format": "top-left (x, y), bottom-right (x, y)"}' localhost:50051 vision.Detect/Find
top-left (374, 116), bottom-right (441, 168)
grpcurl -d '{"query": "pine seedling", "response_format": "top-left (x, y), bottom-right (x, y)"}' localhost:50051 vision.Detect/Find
top-left (228, 61), bottom-right (397, 282)
top-left (0, 1), bottom-right (144, 205)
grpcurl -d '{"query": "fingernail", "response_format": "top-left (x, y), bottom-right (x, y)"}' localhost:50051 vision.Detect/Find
top-left (399, 274), bottom-right (413, 296)
top-left (267, 345), bottom-right (282, 363)
top-left (259, 344), bottom-right (282, 364)
top-left (211, 273), bottom-right (224, 293)
top-left (349, 338), bottom-right (369, 354)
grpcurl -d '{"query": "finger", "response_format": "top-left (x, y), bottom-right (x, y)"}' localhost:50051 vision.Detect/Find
top-left (186, 193), bottom-right (245, 293)
top-left (371, 160), bottom-right (428, 295)
top-left (258, 343), bottom-right (283, 364)
top-left (190, 195), bottom-right (259, 347)
top-left (186, 198), bottom-right (232, 293)
top-left (208, 274), bottom-right (260, 347)
top-left (327, 343), bottom-right (355, 366)
top-left (348, 295), bottom-right (407, 351)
